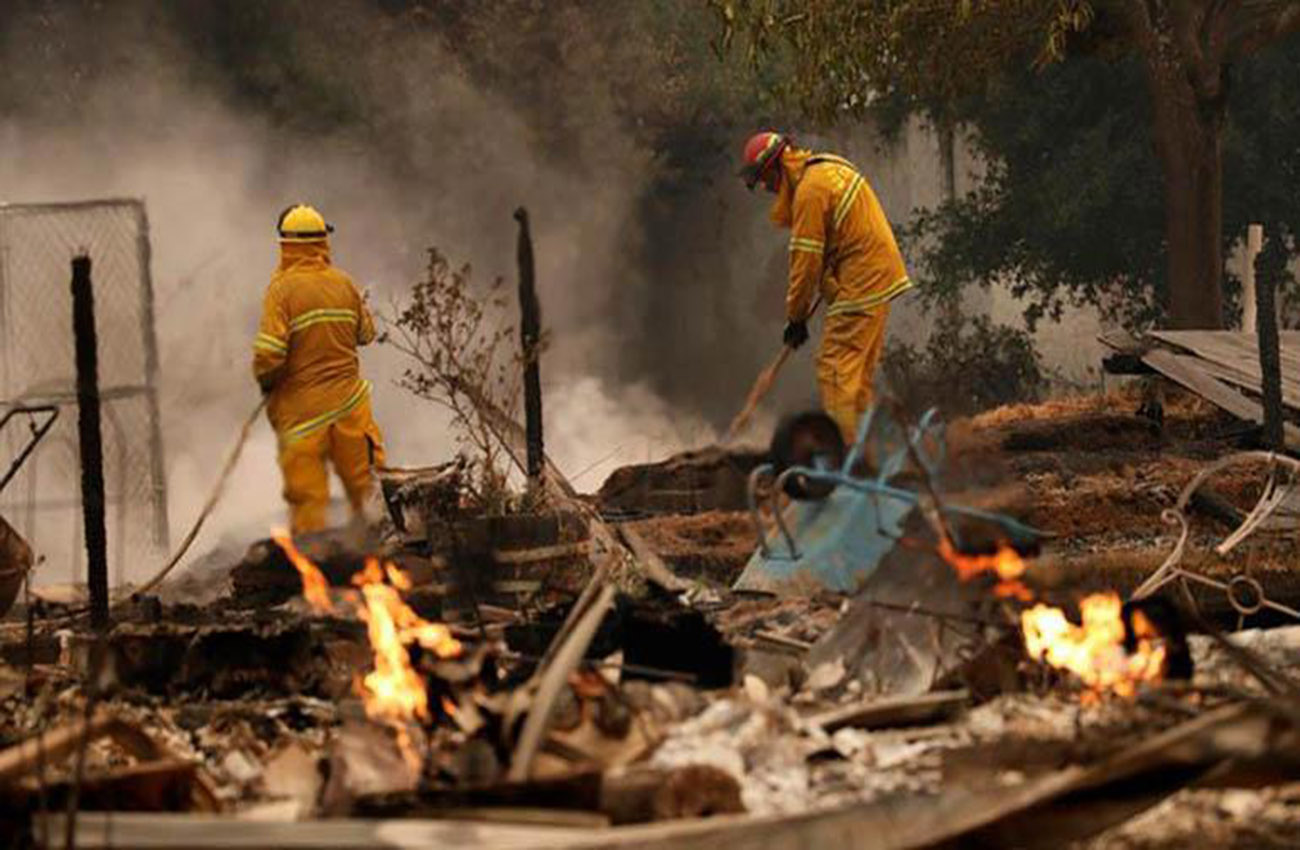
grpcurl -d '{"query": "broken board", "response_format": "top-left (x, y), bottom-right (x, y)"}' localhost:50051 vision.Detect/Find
top-left (1099, 331), bottom-right (1300, 451)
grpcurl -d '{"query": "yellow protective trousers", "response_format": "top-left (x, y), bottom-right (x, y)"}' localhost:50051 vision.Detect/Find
top-left (277, 397), bottom-right (386, 535)
top-left (815, 304), bottom-right (891, 443)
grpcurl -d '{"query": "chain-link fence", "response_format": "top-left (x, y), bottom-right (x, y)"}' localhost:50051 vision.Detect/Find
top-left (0, 199), bottom-right (169, 586)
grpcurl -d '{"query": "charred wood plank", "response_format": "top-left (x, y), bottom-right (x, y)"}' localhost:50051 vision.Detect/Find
top-left (37, 812), bottom-right (593, 848)
top-left (804, 689), bottom-right (969, 733)
top-left (1187, 487), bottom-right (1248, 529)
top-left (614, 525), bottom-right (688, 592)
top-left (508, 583), bottom-right (617, 781)
top-left (12, 759), bottom-right (203, 813)
top-left (1140, 349), bottom-right (1300, 450)
top-left (0, 713), bottom-right (118, 786)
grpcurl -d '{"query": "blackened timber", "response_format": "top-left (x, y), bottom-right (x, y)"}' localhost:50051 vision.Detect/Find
top-left (71, 255), bottom-right (109, 630)
top-left (514, 207), bottom-right (544, 481)
top-left (1256, 227), bottom-right (1286, 452)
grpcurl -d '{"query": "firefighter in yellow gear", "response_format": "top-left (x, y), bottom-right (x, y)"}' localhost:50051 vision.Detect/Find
top-left (740, 132), bottom-right (912, 442)
top-left (252, 204), bottom-right (386, 534)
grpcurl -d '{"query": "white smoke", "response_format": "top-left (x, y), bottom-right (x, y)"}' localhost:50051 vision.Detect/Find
top-left (0, 3), bottom-right (742, 583)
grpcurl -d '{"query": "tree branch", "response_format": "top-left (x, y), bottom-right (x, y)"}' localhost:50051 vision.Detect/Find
top-left (1227, 0), bottom-right (1300, 59)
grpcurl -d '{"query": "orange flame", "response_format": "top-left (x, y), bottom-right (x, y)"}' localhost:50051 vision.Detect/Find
top-left (938, 537), bottom-right (1165, 699)
top-left (272, 530), bottom-right (334, 613)
top-left (350, 557), bottom-right (464, 769)
top-left (937, 538), bottom-right (1032, 601)
top-left (386, 563), bottom-right (414, 591)
top-left (279, 540), bottom-right (464, 771)
top-left (1021, 593), bottom-right (1166, 700)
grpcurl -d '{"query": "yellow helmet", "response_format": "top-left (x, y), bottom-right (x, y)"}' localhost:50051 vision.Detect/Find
top-left (276, 204), bottom-right (334, 242)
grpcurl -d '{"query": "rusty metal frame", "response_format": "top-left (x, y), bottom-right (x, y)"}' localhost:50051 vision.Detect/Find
top-left (1134, 451), bottom-right (1300, 624)
top-left (0, 404), bottom-right (59, 494)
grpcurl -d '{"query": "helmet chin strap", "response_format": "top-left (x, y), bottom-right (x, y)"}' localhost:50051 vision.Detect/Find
top-left (763, 166), bottom-right (782, 193)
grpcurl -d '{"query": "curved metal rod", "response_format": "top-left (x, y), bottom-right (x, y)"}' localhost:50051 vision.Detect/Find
top-left (1134, 452), bottom-right (1300, 623)
top-left (1175, 570), bottom-right (1300, 621)
top-left (907, 408), bottom-right (946, 477)
top-left (0, 404), bottom-right (60, 494)
top-left (1171, 451), bottom-right (1300, 512)
top-left (770, 468), bottom-right (804, 559)
top-left (1219, 461), bottom-right (1297, 555)
top-left (842, 406), bottom-right (877, 473)
top-left (1132, 508), bottom-right (1192, 600)
top-left (777, 463), bottom-right (1049, 542)
top-left (746, 464), bottom-right (775, 558)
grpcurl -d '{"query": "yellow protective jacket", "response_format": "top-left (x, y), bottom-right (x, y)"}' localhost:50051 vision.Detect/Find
top-left (774, 149), bottom-right (911, 322)
top-left (252, 241), bottom-right (376, 443)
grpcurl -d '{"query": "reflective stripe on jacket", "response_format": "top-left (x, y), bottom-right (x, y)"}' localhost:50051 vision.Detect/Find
top-left (252, 240), bottom-right (377, 442)
top-left (782, 151), bottom-right (911, 321)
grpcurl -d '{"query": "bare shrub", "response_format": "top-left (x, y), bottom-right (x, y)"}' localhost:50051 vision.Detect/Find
top-left (381, 247), bottom-right (523, 512)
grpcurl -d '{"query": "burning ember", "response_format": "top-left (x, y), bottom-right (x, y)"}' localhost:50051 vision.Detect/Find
top-left (272, 529), bottom-right (334, 613)
top-left (273, 538), bottom-right (464, 770)
top-left (939, 537), bottom-right (1167, 699)
top-left (936, 538), bottom-right (1031, 601)
top-left (1022, 593), bottom-right (1166, 700)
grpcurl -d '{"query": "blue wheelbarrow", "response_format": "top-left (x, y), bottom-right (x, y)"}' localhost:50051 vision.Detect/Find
top-left (733, 406), bottom-right (1044, 594)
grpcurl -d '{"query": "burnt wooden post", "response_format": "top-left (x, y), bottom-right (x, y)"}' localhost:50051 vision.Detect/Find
top-left (1254, 226), bottom-right (1285, 452)
top-left (71, 254), bottom-right (110, 629)
top-left (514, 207), bottom-right (544, 481)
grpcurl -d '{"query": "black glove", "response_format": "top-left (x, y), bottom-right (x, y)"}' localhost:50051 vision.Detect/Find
top-left (783, 319), bottom-right (809, 350)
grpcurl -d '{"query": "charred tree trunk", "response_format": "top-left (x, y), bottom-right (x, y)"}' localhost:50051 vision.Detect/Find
top-left (71, 255), bottom-right (109, 630)
top-left (514, 207), bottom-right (544, 482)
top-left (1136, 4), bottom-right (1228, 330)
top-left (1150, 89), bottom-right (1225, 329)
top-left (1124, 1), bottom-right (1300, 328)
top-left (1255, 227), bottom-right (1286, 451)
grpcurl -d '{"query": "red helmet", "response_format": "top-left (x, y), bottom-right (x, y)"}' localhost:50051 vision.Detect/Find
top-left (739, 131), bottom-right (790, 190)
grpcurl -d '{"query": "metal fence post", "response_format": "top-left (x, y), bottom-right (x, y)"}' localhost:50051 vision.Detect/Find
top-left (134, 201), bottom-right (170, 550)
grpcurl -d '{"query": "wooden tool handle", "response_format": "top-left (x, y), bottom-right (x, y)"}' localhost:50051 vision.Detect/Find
top-left (721, 297), bottom-right (823, 446)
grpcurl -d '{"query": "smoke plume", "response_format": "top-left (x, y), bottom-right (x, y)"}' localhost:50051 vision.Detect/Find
top-left (0, 1), bottom-right (793, 580)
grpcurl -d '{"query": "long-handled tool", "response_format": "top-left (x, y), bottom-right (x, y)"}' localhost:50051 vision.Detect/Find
top-left (722, 296), bottom-right (822, 445)
top-left (132, 397), bottom-right (267, 598)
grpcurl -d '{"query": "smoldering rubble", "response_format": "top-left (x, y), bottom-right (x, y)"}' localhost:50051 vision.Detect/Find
top-left (8, 381), bottom-right (1300, 850)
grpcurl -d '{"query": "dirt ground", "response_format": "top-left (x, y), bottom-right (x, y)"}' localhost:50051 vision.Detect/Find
top-left (629, 387), bottom-right (1300, 605)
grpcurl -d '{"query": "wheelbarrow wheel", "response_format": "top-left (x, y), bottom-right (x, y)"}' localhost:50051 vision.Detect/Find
top-left (770, 411), bottom-right (845, 501)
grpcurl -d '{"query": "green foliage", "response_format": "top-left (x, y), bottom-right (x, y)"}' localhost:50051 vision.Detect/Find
top-left (713, 1), bottom-right (1300, 332)
top-left (881, 312), bottom-right (1044, 417)
top-left (904, 38), bottom-right (1300, 332)
top-left (708, 0), bottom-right (1097, 125)
top-left (1223, 39), bottom-right (1300, 249)
top-left (902, 54), bottom-right (1164, 331)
